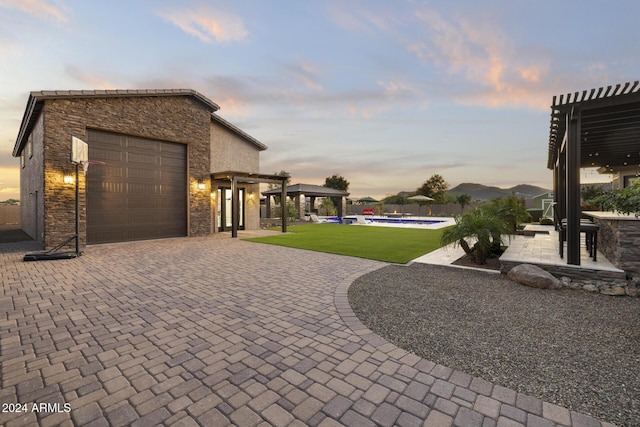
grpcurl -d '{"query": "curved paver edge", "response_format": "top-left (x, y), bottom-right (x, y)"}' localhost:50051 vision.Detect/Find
top-left (333, 267), bottom-right (618, 427)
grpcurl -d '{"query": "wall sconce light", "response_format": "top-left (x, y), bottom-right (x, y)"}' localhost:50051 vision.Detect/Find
top-left (248, 192), bottom-right (254, 200)
top-left (63, 175), bottom-right (74, 185)
top-left (210, 192), bottom-right (215, 199)
top-left (198, 181), bottom-right (206, 191)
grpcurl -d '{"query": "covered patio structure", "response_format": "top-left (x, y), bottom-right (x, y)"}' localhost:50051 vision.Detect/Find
top-left (262, 184), bottom-right (350, 220)
top-left (548, 80), bottom-right (640, 267)
top-left (212, 171), bottom-right (289, 238)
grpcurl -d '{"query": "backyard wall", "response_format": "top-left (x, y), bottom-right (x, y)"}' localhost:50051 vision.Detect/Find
top-left (0, 205), bottom-right (20, 225)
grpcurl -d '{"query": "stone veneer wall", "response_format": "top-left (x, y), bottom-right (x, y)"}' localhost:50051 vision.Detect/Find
top-left (594, 217), bottom-right (640, 274)
top-left (38, 95), bottom-right (212, 249)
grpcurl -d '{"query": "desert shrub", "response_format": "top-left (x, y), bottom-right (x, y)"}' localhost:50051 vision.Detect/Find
top-left (540, 217), bottom-right (554, 226)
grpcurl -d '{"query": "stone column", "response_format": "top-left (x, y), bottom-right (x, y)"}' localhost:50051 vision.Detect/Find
top-left (265, 195), bottom-right (271, 218)
top-left (297, 194), bottom-right (306, 219)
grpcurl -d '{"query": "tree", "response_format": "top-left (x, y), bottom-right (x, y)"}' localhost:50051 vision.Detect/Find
top-left (484, 196), bottom-right (531, 234)
top-left (440, 208), bottom-right (509, 265)
top-left (323, 174), bottom-right (349, 191)
top-left (416, 174), bottom-right (449, 203)
top-left (267, 170), bottom-right (291, 190)
top-left (581, 185), bottom-right (606, 204)
top-left (455, 194), bottom-right (472, 212)
top-left (382, 194), bottom-right (408, 205)
top-left (592, 180), bottom-right (640, 217)
top-left (320, 197), bottom-right (336, 216)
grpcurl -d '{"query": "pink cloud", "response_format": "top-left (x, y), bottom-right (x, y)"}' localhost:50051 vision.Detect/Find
top-left (157, 5), bottom-right (249, 43)
top-left (410, 8), bottom-right (551, 110)
top-left (0, 0), bottom-right (70, 23)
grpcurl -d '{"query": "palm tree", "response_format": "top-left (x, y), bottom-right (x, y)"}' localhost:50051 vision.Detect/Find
top-left (440, 208), bottom-right (509, 264)
top-left (455, 194), bottom-right (472, 212)
top-left (320, 197), bottom-right (335, 216)
top-left (485, 196), bottom-right (531, 234)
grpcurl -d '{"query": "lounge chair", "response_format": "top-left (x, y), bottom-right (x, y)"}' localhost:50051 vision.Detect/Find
top-left (310, 214), bottom-right (327, 223)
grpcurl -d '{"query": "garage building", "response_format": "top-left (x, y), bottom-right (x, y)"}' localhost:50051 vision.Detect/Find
top-left (12, 89), bottom-right (267, 248)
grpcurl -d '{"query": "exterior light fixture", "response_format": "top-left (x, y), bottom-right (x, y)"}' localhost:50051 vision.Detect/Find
top-left (198, 181), bottom-right (206, 191)
top-left (248, 193), bottom-right (254, 200)
top-left (63, 175), bottom-right (74, 185)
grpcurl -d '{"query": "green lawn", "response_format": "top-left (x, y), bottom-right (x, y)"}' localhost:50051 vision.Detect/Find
top-left (245, 224), bottom-right (449, 263)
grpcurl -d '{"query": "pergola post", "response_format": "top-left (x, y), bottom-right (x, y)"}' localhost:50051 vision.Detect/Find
top-left (265, 195), bottom-right (271, 218)
top-left (231, 176), bottom-right (239, 238)
top-left (281, 183), bottom-right (287, 233)
top-left (566, 111), bottom-right (581, 265)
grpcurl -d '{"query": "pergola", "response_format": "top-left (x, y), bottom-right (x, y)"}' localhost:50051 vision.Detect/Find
top-left (262, 184), bottom-right (350, 219)
top-left (547, 80), bottom-right (640, 265)
top-left (211, 171), bottom-right (289, 238)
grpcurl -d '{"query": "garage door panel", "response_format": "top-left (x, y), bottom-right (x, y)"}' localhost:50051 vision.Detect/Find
top-left (160, 141), bottom-right (185, 153)
top-left (87, 129), bottom-right (187, 244)
top-left (160, 156), bottom-right (186, 168)
top-left (127, 137), bottom-right (158, 151)
top-left (127, 152), bottom-right (159, 166)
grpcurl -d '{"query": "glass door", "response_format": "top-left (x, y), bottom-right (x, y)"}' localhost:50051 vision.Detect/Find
top-left (217, 188), bottom-right (244, 231)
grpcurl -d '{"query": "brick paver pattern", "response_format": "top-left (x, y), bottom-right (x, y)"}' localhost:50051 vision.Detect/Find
top-left (0, 236), bottom-right (617, 426)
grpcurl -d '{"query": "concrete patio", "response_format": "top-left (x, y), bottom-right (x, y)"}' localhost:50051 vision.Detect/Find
top-left (0, 235), bottom-right (618, 426)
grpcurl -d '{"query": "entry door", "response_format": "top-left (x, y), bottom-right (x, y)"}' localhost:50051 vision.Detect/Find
top-left (217, 188), bottom-right (244, 231)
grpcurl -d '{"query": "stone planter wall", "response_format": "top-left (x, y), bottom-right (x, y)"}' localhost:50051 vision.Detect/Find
top-left (594, 217), bottom-right (640, 274)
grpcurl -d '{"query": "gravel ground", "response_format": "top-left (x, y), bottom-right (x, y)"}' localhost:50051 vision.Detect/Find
top-left (348, 263), bottom-right (640, 426)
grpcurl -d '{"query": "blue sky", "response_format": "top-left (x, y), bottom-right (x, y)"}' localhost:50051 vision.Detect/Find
top-left (1, 0), bottom-right (638, 200)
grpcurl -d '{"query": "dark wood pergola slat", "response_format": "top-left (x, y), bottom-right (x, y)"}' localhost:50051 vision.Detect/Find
top-left (547, 80), bottom-right (640, 265)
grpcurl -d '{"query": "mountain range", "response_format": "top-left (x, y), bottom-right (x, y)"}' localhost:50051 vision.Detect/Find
top-left (447, 183), bottom-right (551, 201)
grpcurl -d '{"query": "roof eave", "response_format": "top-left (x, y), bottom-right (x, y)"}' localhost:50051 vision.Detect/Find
top-left (12, 94), bottom-right (40, 157)
top-left (211, 114), bottom-right (268, 151)
top-left (12, 89), bottom-right (222, 157)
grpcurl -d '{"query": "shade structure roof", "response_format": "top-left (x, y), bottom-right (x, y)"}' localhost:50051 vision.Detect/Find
top-left (358, 196), bottom-right (379, 203)
top-left (547, 81), bottom-right (640, 171)
top-left (261, 183), bottom-right (349, 197)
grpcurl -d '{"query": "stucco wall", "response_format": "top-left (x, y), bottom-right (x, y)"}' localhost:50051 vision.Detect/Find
top-left (210, 119), bottom-right (262, 231)
top-left (210, 121), bottom-right (259, 173)
top-left (34, 95), bottom-right (212, 249)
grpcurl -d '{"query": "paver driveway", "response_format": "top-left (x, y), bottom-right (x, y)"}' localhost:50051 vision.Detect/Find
top-left (1, 236), bottom-right (614, 426)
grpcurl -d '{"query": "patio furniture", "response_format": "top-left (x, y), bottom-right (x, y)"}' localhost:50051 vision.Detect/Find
top-left (558, 218), bottom-right (599, 261)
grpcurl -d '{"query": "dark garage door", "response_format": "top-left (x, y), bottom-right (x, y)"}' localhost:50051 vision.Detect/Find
top-left (86, 129), bottom-right (187, 244)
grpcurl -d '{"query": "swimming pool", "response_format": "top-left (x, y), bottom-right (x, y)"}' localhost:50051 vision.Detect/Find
top-left (318, 215), bottom-right (455, 229)
top-left (366, 217), bottom-right (444, 225)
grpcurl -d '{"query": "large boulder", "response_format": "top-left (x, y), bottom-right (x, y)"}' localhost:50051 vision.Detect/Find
top-left (507, 264), bottom-right (562, 290)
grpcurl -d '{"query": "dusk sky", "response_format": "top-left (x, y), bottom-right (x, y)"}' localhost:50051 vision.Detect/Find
top-left (1, 0), bottom-right (638, 200)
